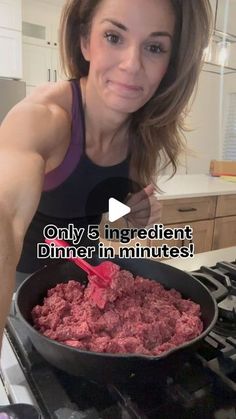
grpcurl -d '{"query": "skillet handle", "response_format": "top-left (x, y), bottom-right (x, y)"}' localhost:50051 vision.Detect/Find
top-left (192, 269), bottom-right (229, 302)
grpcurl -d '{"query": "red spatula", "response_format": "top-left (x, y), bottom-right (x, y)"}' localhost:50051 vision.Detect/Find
top-left (45, 238), bottom-right (119, 289)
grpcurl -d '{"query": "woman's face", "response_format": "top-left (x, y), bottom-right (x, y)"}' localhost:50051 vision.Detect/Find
top-left (81, 0), bottom-right (175, 114)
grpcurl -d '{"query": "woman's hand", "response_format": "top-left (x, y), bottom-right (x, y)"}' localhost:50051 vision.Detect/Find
top-left (125, 184), bottom-right (162, 228)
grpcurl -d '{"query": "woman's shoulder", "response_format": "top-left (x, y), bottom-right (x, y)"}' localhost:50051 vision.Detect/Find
top-left (24, 80), bottom-right (73, 116)
top-left (1, 81), bottom-right (74, 166)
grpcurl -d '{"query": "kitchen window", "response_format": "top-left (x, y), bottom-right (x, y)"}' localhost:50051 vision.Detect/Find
top-left (223, 92), bottom-right (236, 160)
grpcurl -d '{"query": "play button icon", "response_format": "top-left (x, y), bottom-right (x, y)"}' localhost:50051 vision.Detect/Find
top-left (108, 198), bottom-right (131, 222)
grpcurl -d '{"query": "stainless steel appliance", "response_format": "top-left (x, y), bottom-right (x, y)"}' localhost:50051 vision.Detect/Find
top-left (0, 253), bottom-right (235, 418)
top-left (0, 79), bottom-right (26, 123)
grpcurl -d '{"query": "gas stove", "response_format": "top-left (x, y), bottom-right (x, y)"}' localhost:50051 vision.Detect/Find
top-left (1, 257), bottom-right (236, 419)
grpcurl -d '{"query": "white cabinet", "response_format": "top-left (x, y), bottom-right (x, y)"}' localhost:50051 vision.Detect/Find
top-left (0, 28), bottom-right (22, 78)
top-left (22, 0), bottom-right (61, 47)
top-left (22, 21), bottom-right (58, 47)
top-left (0, 0), bottom-right (22, 79)
top-left (51, 20), bottom-right (59, 47)
top-left (22, 0), bottom-right (64, 92)
top-left (22, 21), bottom-right (50, 47)
top-left (22, 42), bottom-right (63, 91)
top-left (23, 43), bottom-right (51, 86)
top-left (51, 48), bottom-right (63, 81)
top-left (0, 0), bottom-right (22, 30)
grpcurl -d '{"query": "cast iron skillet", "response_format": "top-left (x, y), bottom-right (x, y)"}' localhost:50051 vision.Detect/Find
top-left (15, 257), bottom-right (227, 384)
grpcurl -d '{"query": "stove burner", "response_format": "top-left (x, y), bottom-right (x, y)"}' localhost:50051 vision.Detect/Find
top-left (193, 262), bottom-right (236, 328)
top-left (215, 262), bottom-right (236, 323)
top-left (214, 317), bottom-right (236, 337)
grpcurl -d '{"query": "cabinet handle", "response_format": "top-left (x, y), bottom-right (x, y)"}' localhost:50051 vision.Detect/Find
top-left (178, 208), bottom-right (197, 212)
top-left (47, 41), bottom-right (51, 45)
top-left (48, 69), bottom-right (51, 82)
top-left (54, 70), bottom-right (57, 82)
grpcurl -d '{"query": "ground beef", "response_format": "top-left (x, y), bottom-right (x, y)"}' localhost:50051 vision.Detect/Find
top-left (32, 269), bottom-right (203, 356)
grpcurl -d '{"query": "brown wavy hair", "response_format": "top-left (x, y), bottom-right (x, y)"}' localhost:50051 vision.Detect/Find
top-left (59, 0), bottom-right (213, 188)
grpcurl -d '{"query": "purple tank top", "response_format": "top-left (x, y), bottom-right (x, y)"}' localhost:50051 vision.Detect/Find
top-left (43, 80), bottom-right (84, 191)
top-left (37, 79), bottom-right (131, 219)
top-left (17, 79), bottom-right (132, 273)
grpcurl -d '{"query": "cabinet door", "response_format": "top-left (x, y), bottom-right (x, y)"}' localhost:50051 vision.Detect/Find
top-left (149, 220), bottom-right (214, 256)
top-left (0, 28), bottom-right (22, 78)
top-left (23, 43), bottom-right (51, 86)
top-left (22, 21), bottom-right (49, 47)
top-left (51, 47), bottom-right (64, 82)
top-left (188, 220), bottom-right (214, 253)
top-left (22, 0), bottom-right (62, 46)
top-left (160, 196), bottom-right (216, 224)
top-left (51, 12), bottom-right (61, 46)
top-left (216, 194), bottom-right (236, 217)
top-left (213, 216), bottom-right (236, 249)
top-left (0, 0), bottom-right (22, 30)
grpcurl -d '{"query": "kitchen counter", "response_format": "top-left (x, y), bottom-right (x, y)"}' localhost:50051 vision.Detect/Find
top-left (162, 246), bottom-right (236, 271)
top-left (156, 174), bottom-right (236, 200)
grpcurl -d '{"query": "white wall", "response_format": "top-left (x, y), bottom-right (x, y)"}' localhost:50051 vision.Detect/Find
top-left (185, 71), bottom-right (222, 174)
top-left (221, 73), bottom-right (236, 156)
top-left (184, 70), bottom-right (236, 175)
top-left (162, 70), bottom-right (223, 176)
top-left (166, 0), bottom-right (236, 176)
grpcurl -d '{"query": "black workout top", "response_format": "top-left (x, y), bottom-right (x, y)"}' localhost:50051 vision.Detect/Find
top-left (17, 79), bottom-right (132, 273)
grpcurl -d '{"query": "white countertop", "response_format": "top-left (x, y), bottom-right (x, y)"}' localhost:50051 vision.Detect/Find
top-left (156, 174), bottom-right (236, 200)
top-left (162, 246), bottom-right (236, 271)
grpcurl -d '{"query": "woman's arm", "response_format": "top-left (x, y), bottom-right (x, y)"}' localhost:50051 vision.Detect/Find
top-left (0, 99), bottom-right (69, 347)
top-left (0, 149), bottom-right (44, 348)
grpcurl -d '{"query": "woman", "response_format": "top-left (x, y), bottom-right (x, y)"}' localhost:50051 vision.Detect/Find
top-left (0, 0), bottom-right (212, 345)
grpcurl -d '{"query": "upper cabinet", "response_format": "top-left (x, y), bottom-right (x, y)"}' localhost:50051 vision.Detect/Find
top-left (22, 0), bottom-right (60, 47)
top-left (0, 27), bottom-right (22, 79)
top-left (0, 0), bottom-right (22, 31)
top-left (21, 0), bottom-right (64, 92)
top-left (0, 0), bottom-right (22, 79)
top-left (22, 20), bottom-right (58, 47)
